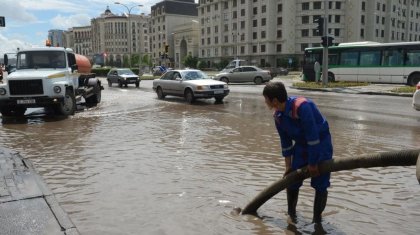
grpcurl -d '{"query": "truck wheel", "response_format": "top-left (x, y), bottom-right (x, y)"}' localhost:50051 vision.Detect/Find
top-left (55, 88), bottom-right (76, 116)
top-left (118, 80), bottom-right (123, 88)
top-left (0, 107), bottom-right (26, 117)
top-left (86, 84), bottom-right (101, 106)
top-left (135, 81), bottom-right (140, 88)
top-left (108, 80), bottom-right (112, 87)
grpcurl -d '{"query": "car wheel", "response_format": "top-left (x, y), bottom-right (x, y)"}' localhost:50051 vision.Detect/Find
top-left (408, 73), bottom-right (420, 86)
top-left (135, 81), bottom-right (140, 88)
top-left (156, 87), bottom-right (165, 99)
top-left (108, 79), bottom-right (112, 87)
top-left (184, 89), bottom-right (195, 104)
top-left (215, 97), bottom-right (224, 103)
top-left (118, 80), bottom-right (123, 88)
top-left (220, 77), bottom-right (229, 84)
top-left (254, 77), bottom-right (263, 85)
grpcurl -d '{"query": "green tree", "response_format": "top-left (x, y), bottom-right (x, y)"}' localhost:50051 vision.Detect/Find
top-left (183, 55), bottom-right (199, 68)
top-left (123, 55), bottom-right (129, 68)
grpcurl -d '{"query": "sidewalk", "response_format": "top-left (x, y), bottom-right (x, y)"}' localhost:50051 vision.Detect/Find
top-left (0, 148), bottom-right (79, 235)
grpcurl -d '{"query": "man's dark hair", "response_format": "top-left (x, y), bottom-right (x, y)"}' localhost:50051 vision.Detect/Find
top-left (263, 81), bottom-right (288, 102)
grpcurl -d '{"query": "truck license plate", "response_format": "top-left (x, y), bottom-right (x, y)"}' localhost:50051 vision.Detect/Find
top-left (17, 99), bottom-right (36, 104)
top-left (214, 90), bottom-right (224, 94)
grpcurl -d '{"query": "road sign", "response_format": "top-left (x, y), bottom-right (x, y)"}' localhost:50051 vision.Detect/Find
top-left (0, 16), bottom-right (5, 27)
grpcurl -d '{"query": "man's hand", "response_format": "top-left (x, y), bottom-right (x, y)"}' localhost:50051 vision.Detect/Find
top-left (308, 164), bottom-right (320, 177)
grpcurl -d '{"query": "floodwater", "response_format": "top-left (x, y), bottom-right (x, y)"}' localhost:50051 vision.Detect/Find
top-left (0, 81), bottom-right (419, 235)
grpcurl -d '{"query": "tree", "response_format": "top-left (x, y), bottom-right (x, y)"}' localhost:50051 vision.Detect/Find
top-left (183, 55), bottom-right (199, 68)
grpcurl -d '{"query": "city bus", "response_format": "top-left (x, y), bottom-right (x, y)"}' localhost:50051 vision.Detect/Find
top-left (302, 41), bottom-right (420, 86)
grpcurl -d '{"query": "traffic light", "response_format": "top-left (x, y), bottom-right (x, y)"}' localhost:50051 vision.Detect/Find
top-left (321, 36), bottom-right (334, 47)
top-left (315, 17), bottom-right (324, 36)
top-left (165, 45), bottom-right (169, 53)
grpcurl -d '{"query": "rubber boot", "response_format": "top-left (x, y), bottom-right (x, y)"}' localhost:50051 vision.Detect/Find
top-left (313, 190), bottom-right (328, 223)
top-left (287, 189), bottom-right (299, 220)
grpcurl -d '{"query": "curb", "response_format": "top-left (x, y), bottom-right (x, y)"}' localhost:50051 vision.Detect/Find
top-left (291, 86), bottom-right (413, 97)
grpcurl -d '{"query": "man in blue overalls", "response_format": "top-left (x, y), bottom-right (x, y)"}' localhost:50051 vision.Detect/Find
top-left (263, 81), bottom-right (333, 224)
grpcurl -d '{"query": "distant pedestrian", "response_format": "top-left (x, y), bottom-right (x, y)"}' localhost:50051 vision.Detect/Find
top-left (314, 61), bottom-right (321, 83)
top-left (263, 81), bottom-right (333, 224)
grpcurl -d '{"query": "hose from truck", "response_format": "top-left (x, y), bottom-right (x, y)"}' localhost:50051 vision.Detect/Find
top-left (240, 149), bottom-right (420, 215)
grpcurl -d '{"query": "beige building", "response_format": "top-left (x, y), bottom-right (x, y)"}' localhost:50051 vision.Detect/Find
top-left (150, 0), bottom-right (199, 67)
top-left (91, 6), bottom-right (150, 67)
top-left (71, 26), bottom-right (92, 57)
top-left (197, 0), bottom-right (420, 67)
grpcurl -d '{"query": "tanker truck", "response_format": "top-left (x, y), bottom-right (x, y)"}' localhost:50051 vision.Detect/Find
top-left (0, 47), bottom-right (103, 117)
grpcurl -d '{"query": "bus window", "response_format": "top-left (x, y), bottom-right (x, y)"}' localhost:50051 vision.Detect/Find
top-left (360, 50), bottom-right (381, 66)
top-left (340, 51), bottom-right (359, 66)
top-left (382, 50), bottom-right (403, 66)
top-left (328, 52), bottom-right (339, 66)
top-left (405, 50), bottom-right (420, 66)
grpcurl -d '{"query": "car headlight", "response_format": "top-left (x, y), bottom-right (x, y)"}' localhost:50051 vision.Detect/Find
top-left (224, 84), bottom-right (229, 89)
top-left (0, 88), bottom-right (6, 95)
top-left (53, 86), bottom-right (61, 93)
top-left (197, 85), bottom-right (209, 90)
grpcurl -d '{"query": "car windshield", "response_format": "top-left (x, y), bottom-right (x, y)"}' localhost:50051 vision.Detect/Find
top-left (181, 70), bottom-right (209, 80)
top-left (118, 69), bottom-right (135, 75)
top-left (16, 51), bottom-right (66, 69)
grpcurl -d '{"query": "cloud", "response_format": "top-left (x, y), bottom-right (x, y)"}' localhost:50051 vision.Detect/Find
top-left (0, 34), bottom-right (34, 55)
top-left (0, 0), bottom-right (38, 23)
top-left (50, 14), bottom-right (92, 30)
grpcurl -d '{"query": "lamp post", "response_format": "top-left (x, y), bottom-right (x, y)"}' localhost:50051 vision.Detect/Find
top-left (114, 2), bottom-right (143, 68)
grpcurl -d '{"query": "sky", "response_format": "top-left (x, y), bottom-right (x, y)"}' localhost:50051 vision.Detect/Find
top-left (0, 0), bottom-right (199, 55)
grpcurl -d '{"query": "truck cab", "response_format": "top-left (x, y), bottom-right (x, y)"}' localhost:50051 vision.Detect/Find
top-left (0, 47), bottom-right (102, 117)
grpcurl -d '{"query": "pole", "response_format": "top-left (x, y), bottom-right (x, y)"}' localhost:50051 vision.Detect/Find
top-left (322, 0), bottom-right (328, 85)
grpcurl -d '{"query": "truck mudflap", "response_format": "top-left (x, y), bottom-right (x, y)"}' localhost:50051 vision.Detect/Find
top-left (0, 96), bottom-right (64, 108)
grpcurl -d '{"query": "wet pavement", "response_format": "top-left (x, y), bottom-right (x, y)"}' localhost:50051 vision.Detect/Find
top-left (0, 148), bottom-right (78, 235)
top-left (0, 76), bottom-right (419, 235)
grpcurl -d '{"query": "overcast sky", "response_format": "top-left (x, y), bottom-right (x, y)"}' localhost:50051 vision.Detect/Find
top-left (0, 0), bottom-right (199, 55)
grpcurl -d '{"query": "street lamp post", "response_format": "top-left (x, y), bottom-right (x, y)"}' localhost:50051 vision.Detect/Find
top-left (114, 2), bottom-right (143, 68)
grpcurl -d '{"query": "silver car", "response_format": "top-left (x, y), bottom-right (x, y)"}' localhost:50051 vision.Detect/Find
top-left (214, 66), bottom-right (272, 84)
top-left (152, 69), bottom-right (229, 103)
top-left (107, 68), bottom-right (140, 88)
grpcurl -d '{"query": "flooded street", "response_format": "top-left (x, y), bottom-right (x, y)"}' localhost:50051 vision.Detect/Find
top-left (1, 80), bottom-right (419, 235)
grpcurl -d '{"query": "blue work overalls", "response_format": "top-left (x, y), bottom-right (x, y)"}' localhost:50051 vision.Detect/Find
top-left (274, 96), bottom-right (333, 191)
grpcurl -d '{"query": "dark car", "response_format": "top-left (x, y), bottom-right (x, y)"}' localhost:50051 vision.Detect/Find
top-left (107, 68), bottom-right (140, 88)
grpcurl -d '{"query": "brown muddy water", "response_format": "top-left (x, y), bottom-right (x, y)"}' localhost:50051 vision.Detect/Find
top-left (0, 83), bottom-right (419, 235)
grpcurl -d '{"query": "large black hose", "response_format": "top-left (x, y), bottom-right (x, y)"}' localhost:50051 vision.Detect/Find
top-left (241, 149), bottom-right (420, 215)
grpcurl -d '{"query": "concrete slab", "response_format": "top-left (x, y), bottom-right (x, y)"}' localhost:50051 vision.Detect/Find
top-left (0, 148), bottom-right (79, 235)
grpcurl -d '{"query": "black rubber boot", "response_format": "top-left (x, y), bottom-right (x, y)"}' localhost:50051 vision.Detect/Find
top-left (287, 189), bottom-right (299, 219)
top-left (313, 190), bottom-right (328, 223)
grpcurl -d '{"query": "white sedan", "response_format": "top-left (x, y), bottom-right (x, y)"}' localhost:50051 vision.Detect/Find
top-left (152, 69), bottom-right (229, 104)
top-left (413, 81), bottom-right (420, 111)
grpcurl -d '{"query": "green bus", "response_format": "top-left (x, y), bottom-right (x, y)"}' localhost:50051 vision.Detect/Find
top-left (303, 41), bottom-right (420, 86)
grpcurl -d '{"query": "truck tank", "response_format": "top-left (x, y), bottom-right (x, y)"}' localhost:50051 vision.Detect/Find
top-left (75, 54), bottom-right (92, 74)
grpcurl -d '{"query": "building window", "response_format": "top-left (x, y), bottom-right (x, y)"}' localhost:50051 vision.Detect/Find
top-left (302, 2), bottom-right (309, 10)
top-left (334, 28), bottom-right (340, 36)
top-left (240, 46), bottom-right (245, 54)
top-left (276, 44), bottom-right (282, 52)
top-left (301, 43), bottom-right (308, 52)
top-left (253, 45), bottom-right (257, 53)
top-left (253, 32), bottom-right (257, 39)
top-left (253, 7), bottom-right (258, 15)
top-left (301, 29), bottom-right (309, 37)
top-left (261, 18), bottom-right (266, 26)
top-left (336, 2), bottom-right (342, 9)
top-left (335, 15), bottom-right (340, 23)
top-left (253, 20), bottom-right (258, 27)
top-left (277, 17), bottom-right (283, 25)
top-left (262, 5), bottom-right (266, 13)
top-left (361, 28), bottom-right (365, 37)
top-left (302, 16), bottom-right (309, 24)
top-left (241, 9), bottom-right (245, 16)
top-left (362, 1), bottom-right (366, 11)
top-left (313, 1), bottom-right (322, 9)
top-left (261, 31), bottom-right (266, 39)
top-left (260, 44), bottom-right (266, 53)
top-left (277, 30), bottom-right (282, 38)
top-left (278, 4), bottom-right (283, 12)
